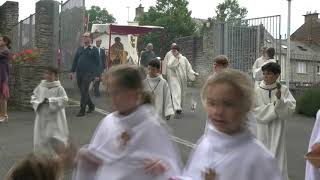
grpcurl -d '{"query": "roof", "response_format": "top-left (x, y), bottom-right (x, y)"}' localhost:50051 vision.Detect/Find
top-left (278, 39), bottom-right (320, 61)
top-left (91, 24), bottom-right (164, 35)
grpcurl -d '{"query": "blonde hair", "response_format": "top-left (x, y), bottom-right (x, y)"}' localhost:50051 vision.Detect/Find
top-left (201, 69), bottom-right (254, 112)
top-left (5, 153), bottom-right (62, 180)
top-left (104, 64), bottom-right (152, 105)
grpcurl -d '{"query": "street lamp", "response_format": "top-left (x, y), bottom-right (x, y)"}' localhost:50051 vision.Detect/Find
top-left (286, 0), bottom-right (292, 87)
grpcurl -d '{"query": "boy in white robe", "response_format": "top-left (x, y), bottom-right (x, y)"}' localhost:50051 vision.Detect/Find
top-left (73, 65), bottom-right (182, 180)
top-left (144, 59), bottom-right (174, 120)
top-left (171, 69), bottom-right (282, 180)
top-left (31, 66), bottom-right (69, 157)
top-left (166, 45), bottom-right (198, 118)
top-left (305, 109), bottom-right (320, 180)
top-left (253, 62), bottom-right (296, 180)
top-left (252, 47), bottom-right (276, 86)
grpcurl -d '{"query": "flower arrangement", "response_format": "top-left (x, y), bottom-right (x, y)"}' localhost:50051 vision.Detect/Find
top-left (12, 49), bottom-right (40, 64)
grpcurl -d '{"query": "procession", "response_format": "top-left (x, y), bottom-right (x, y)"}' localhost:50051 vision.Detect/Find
top-left (0, 0), bottom-right (320, 180)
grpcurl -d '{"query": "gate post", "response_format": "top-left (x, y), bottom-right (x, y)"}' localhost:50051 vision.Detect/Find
top-left (35, 0), bottom-right (60, 67)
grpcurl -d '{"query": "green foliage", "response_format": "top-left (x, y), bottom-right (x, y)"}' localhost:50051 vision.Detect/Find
top-left (137, 0), bottom-right (197, 56)
top-left (215, 0), bottom-right (248, 23)
top-left (86, 6), bottom-right (116, 31)
top-left (296, 88), bottom-right (320, 117)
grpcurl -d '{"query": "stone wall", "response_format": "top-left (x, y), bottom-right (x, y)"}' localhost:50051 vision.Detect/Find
top-left (0, 1), bottom-right (18, 35)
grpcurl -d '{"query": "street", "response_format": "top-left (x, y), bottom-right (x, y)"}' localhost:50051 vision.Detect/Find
top-left (0, 86), bottom-right (315, 180)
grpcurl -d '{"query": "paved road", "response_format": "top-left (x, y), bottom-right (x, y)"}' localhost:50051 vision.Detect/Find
top-left (0, 84), bottom-right (315, 180)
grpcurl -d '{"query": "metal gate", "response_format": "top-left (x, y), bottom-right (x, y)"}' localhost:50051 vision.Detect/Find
top-left (60, 0), bottom-right (85, 72)
top-left (213, 15), bottom-right (281, 76)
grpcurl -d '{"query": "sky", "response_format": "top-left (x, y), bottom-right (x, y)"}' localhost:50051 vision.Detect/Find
top-left (1, 0), bottom-right (320, 37)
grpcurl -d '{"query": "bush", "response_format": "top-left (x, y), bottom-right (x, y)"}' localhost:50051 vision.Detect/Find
top-left (296, 88), bottom-right (320, 117)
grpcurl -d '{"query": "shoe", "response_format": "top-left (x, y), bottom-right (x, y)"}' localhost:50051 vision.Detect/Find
top-left (87, 106), bottom-right (95, 113)
top-left (174, 110), bottom-right (182, 119)
top-left (0, 115), bottom-right (8, 123)
top-left (76, 111), bottom-right (85, 117)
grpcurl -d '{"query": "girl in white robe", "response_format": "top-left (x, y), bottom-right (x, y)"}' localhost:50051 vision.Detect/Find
top-left (305, 109), bottom-right (320, 180)
top-left (173, 69), bottom-right (282, 180)
top-left (31, 66), bottom-right (69, 157)
top-left (73, 64), bottom-right (182, 180)
top-left (166, 45), bottom-right (198, 115)
top-left (253, 62), bottom-right (296, 180)
top-left (144, 59), bottom-right (174, 120)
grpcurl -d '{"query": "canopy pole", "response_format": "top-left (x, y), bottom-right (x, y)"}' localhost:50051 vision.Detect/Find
top-left (108, 25), bottom-right (112, 70)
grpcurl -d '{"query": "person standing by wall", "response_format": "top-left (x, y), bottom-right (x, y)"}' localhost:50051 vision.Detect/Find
top-left (0, 35), bottom-right (11, 123)
top-left (70, 32), bottom-right (100, 117)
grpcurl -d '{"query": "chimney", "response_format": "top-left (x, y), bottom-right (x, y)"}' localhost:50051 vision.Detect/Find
top-left (304, 12), bottom-right (319, 23)
top-left (134, 4), bottom-right (144, 21)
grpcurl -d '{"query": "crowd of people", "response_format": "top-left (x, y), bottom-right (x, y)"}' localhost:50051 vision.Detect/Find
top-left (1, 32), bottom-right (320, 180)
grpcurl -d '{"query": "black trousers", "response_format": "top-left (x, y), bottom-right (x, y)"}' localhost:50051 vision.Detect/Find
top-left (93, 78), bottom-right (101, 96)
top-left (77, 72), bottom-right (95, 112)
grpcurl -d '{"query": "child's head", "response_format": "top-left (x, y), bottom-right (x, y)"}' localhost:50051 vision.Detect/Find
top-left (201, 69), bottom-right (254, 135)
top-left (262, 62), bottom-right (281, 85)
top-left (6, 153), bottom-right (61, 180)
top-left (148, 59), bottom-right (161, 78)
top-left (266, 47), bottom-right (275, 59)
top-left (105, 65), bottom-right (146, 115)
top-left (0, 35), bottom-right (12, 49)
top-left (213, 55), bottom-right (229, 73)
top-left (44, 66), bottom-right (59, 82)
top-left (260, 47), bottom-right (268, 57)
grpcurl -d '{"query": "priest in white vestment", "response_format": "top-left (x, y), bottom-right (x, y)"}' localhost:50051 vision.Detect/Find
top-left (165, 45), bottom-right (198, 116)
top-left (162, 43), bottom-right (176, 78)
top-left (253, 62), bottom-right (296, 180)
top-left (144, 59), bottom-right (174, 120)
top-left (31, 68), bottom-right (69, 156)
top-left (305, 109), bottom-right (320, 180)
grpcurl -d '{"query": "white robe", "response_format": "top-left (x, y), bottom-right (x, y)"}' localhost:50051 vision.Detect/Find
top-left (252, 57), bottom-right (276, 86)
top-left (143, 75), bottom-right (174, 118)
top-left (73, 105), bottom-right (182, 180)
top-left (253, 81), bottom-right (296, 180)
top-left (30, 80), bottom-right (69, 156)
top-left (174, 123), bottom-right (282, 180)
top-left (166, 54), bottom-right (196, 111)
top-left (162, 50), bottom-right (173, 76)
top-left (305, 109), bottom-right (320, 180)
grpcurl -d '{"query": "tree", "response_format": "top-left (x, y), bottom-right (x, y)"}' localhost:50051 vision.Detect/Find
top-left (86, 6), bottom-right (116, 31)
top-left (215, 0), bottom-right (248, 23)
top-left (137, 0), bottom-right (197, 56)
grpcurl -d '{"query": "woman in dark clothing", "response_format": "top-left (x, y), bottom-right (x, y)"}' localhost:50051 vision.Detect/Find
top-left (0, 35), bottom-right (11, 122)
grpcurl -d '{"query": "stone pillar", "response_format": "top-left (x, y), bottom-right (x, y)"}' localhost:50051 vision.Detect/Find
top-left (0, 1), bottom-right (19, 35)
top-left (35, 0), bottom-right (60, 66)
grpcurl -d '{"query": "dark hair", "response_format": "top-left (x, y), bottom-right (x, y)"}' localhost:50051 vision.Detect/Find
top-left (45, 66), bottom-right (59, 76)
top-left (266, 47), bottom-right (275, 59)
top-left (105, 65), bottom-right (152, 105)
top-left (261, 62), bottom-right (281, 75)
top-left (115, 37), bottom-right (121, 42)
top-left (171, 45), bottom-right (180, 52)
top-left (6, 153), bottom-right (61, 180)
top-left (1, 35), bottom-right (12, 49)
top-left (148, 59), bottom-right (160, 69)
top-left (213, 55), bottom-right (229, 66)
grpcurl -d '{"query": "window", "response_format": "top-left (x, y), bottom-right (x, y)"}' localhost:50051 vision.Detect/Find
top-left (317, 65), bottom-right (320, 74)
top-left (296, 61), bottom-right (307, 74)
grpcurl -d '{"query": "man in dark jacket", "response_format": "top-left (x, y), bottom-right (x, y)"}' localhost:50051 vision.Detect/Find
top-left (70, 32), bottom-right (101, 117)
top-left (93, 38), bottom-right (106, 97)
